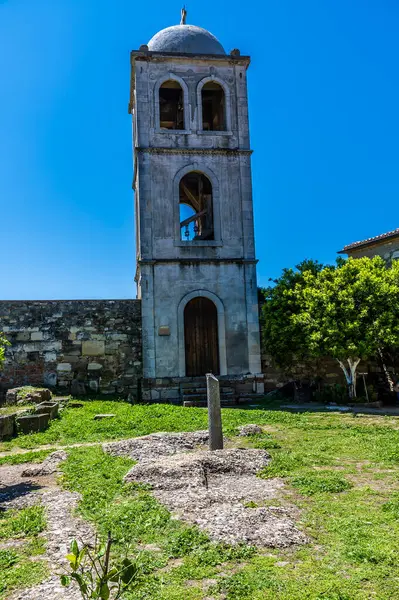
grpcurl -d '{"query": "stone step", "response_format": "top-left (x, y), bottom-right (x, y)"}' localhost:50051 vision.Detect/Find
top-left (182, 394), bottom-right (206, 403)
top-left (182, 389), bottom-right (234, 400)
top-left (179, 380), bottom-right (206, 389)
top-left (180, 387), bottom-right (207, 394)
top-left (181, 387), bottom-right (234, 395)
top-left (183, 397), bottom-right (238, 408)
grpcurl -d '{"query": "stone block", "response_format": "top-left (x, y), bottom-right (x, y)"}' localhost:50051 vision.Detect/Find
top-left (93, 414), bottom-right (115, 420)
top-left (5, 389), bottom-right (18, 405)
top-left (0, 414), bottom-right (16, 440)
top-left (160, 388), bottom-right (179, 400)
top-left (16, 413), bottom-right (50, 434)
top-left (82, 341), bottom-right (105, 356)
top-left (5, 387), bottom-right (51, 405)
top-left (35, 401), bottom-right (59, 419)
top-left (16, 332), bottom-right (30, 342)
top-left (71, 380), bottom-right (86, 397)
top-left (43, 372), bottom-right (57, 387)
top-left (88, 362), bottom-right (103, 371)
top-left (57, 363), bottom-right (72, 372)
top-left (105, 343), bottom-right (119, 354)
top-left (30, 332), bottom-right (43, 341)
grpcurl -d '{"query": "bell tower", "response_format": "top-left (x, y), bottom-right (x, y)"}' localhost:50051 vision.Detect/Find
top-left (129, 14), bottom-right (263, 393)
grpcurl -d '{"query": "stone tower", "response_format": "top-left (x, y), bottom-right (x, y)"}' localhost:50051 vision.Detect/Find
top-left (129, 16), bottom-right (263, 395)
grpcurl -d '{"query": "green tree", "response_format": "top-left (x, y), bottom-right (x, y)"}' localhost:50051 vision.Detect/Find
top-left (262, 257), bottom-right (399, 398)
top-left (0, 332), bottom-right (9, 368)
top-left (260, 259), bottom-right (326, 370)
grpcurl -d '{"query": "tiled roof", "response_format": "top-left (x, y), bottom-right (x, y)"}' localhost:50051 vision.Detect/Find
top-left (338, 228), bottom-right (399, 253)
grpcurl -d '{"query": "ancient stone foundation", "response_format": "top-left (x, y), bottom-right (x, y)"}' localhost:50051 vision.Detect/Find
top-left (0, 300), bottom-right (142, 399)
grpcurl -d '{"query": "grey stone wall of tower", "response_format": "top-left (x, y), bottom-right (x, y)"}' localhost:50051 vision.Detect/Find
top-left (130, 20), bottom-right (263, 387)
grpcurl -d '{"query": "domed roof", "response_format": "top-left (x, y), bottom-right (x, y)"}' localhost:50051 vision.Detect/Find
top-left (148, 24), bottom-right (226, 55)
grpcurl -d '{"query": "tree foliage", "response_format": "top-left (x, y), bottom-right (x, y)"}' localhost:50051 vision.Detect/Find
top-left (261, 256), bottom-right (399, 396)
top-left (0, 332), bottom-right (9, 368)
top-left (260, 259), bottom-right (326, 369)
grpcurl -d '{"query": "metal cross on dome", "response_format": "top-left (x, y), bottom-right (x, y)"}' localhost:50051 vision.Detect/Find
top-left (180, 6), bottom-right (187, 25)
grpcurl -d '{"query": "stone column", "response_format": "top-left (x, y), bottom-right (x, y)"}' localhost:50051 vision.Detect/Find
top-left (206, 373), bottom-right (223, 450)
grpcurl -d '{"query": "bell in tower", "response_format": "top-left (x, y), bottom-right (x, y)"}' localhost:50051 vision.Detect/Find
top-left (129, 12), bottom-right (263, 400)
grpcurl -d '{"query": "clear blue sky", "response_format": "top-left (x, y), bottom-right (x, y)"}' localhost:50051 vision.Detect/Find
top-left (1, 0), bottom-right (398, 299)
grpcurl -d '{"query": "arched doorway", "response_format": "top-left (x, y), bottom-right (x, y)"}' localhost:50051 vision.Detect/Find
top-left (184, 297), bottom-right (219, 376)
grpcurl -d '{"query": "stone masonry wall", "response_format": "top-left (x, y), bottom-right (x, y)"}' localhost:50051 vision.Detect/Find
top-left (347, 239), bottom-right (399, 265)
top-left (0, 300), bottom-right (142, 398)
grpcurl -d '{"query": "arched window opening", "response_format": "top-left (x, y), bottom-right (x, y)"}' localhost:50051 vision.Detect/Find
top-left (201, 82), bottom-right (225, 131)
top-left (159, 80), bottom-right (184, 130)
top-left (179, 173), bottom-right (213, 241)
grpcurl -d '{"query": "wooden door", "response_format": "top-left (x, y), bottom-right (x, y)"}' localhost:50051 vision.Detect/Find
top-left (184, 297), bottom-right (219, 376)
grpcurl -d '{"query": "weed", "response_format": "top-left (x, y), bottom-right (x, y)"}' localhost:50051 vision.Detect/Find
top-left (0, 549), bottom-right (18, 569)
top-left (0, 506), bottom-right (46, 540)
top-left (290, 472), bottom-right (352, 495)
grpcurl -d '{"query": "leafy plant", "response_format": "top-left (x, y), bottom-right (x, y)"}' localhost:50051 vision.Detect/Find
top-left (0, 331), bottom-right (10, 369)
top-left (61, 533), bottom-right (139, 600)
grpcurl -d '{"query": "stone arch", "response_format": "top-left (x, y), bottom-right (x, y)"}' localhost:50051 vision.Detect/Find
top-left (196, 76), bottom-right (232, 132)
top-left (173, 163), bottom-right (221, 243)
top-left (177, 290), bottom-right (227, 377)
top-left (154, 73), bottom-right (190, 132)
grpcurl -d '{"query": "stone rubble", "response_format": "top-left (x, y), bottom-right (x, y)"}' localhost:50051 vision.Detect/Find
top-left (5, 387), bottom-right (52, 406)
top-left (117, 435), bottom-right (307, 548)
top-left (103, 429), bottom-right (210, 462)
top-left (237, 424), bottom-right (264, 436)
top-left (21, 450), bottom-right (68, 478)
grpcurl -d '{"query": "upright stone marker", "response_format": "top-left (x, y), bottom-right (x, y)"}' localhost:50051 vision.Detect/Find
top-left (206, 373), bottom-right (223, 450)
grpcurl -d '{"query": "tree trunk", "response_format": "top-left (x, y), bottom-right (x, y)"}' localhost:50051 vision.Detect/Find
top-left (377, 347), bottom-right (394, 392)
top-left (337, 358), bottom-right (361, 399)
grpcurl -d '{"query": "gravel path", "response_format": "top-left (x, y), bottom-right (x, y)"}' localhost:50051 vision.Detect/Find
top-left (1, 456), bottom-right (93, 600)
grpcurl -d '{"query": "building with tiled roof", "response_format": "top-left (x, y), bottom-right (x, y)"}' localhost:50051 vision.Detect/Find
top-left (338, 228), bottom-right (399, 264)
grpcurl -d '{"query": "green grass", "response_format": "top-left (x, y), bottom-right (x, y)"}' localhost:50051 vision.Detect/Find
top-left (0, 449), bottom-right (53, 466)
top-left (0, 545), bottom-right (48, 599)
top-left (0, 509), bottom-right (48, 599)
top-left (4, 400), bottom-right (399, 597)
top-left (2, 398), bottom-right (399, 455)
top-left (0, 506), bottom-right (46, 540)
top-left (289, 471), bottom-right (352, 495)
